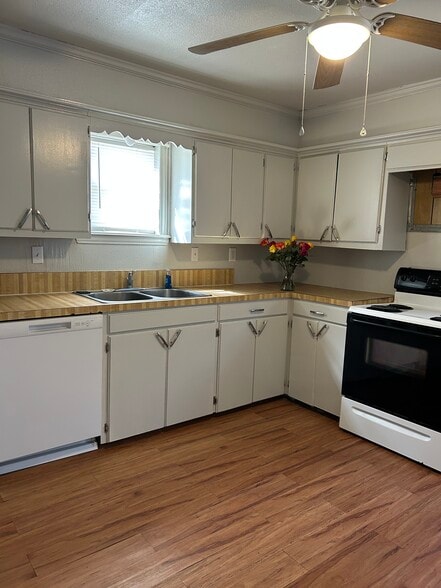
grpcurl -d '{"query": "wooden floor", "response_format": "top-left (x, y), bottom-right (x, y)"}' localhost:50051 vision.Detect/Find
top-left (1, 398), bottom-right (441, 587)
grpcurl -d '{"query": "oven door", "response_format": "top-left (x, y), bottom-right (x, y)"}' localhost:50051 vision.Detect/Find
top-left (342, 312), bottom-right (441, 432)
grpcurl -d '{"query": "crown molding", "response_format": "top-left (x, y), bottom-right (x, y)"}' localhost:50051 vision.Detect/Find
top-left (305, 77), bottom-right (441, 119)
top-left (0, 24), bottom-right (297, 118)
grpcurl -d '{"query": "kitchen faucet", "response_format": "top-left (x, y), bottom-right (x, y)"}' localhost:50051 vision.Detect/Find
top-left (126, 271), bottom-right (134, 288)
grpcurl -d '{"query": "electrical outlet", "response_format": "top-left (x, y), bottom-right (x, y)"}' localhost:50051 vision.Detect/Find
top-left (191, 247), bottom-right (199, 262)
top-left (228, 247), bottom-right (236, 262)
top-left (32, 246), bottom-right (44, 264)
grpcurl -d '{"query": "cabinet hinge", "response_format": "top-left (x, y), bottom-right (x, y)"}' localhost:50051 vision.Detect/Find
top-left (104, 423), bottom-right (109, 433)
top-left (192, 219), bottom-right (196, 228)
top-left (215, 327), bottom-right (220, 337)
top-left (288, 318), bottom-right (293, 328)
top-left (384, 150), bottom-right (388, 162)
top-left (105, 341), bottom-right (110, 353)
top-left (213, 396), bottom-right (218, 405)
top-left (192, 146), bottom-right (196, 156)
top-left (376, 224), bottom-right (382, 234)
top-left (263, 157), bottom-right (266, 167)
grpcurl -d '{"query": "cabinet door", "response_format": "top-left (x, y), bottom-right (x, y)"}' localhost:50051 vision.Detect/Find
top-left (314, 322), bottom-right (346, 417)
top-left (217, 320), bottom-right (255, 411)
top-left (253, 315), bottom-right (288, 402)
top-left (108, 331), bottom-right (167, 442)
top-left (262, 155), bottom-right (295, 239)
top-left (295, 154), bottom-right (337, 241)
top-left (231, 148), bottom-right (264, 239)
top-left (0, 102), bottom-right (33, 231)
top-left (167, 322), bottom-right (217, 426)
top-left (32, 109), bottom-right (89, 234)
top-left (288, 316), bottom-right (317, 406)
top-left (194, 141), bottom-right (232, 238)
top-left (333, 148), bottom-right (385, 243)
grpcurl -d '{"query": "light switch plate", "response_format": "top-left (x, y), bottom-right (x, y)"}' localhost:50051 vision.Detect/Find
top-left (191, 247), bottom-right (199, 262)
top-left (32, 246), bottom-right (44, 264)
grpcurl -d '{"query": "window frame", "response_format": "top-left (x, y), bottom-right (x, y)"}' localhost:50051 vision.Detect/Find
top-left (88, 131), bottom-right (171, 241)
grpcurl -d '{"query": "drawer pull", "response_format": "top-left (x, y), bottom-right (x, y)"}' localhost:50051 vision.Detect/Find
top-left (250, 308), bottom-right (265, 313)
top-left (257, 320), bottom-right (268, 336)
top-left (247, 321), bottom-right (258, 336)
top-left (16, 207), bottom-right (32, 230)
top-left (169, 329), bottom-right (182, 348)
top-left (310, 310), bottom-right (325, 317)
top-left (155, 332), bottom-right (169, 349)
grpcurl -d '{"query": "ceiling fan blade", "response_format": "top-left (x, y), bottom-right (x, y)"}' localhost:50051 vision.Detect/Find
top-left (373, 13), bottom-right (441, 50)
top-left (188, 21), bottom-right (307, 55)
top-left (314, 57), bottom-right (345, 89)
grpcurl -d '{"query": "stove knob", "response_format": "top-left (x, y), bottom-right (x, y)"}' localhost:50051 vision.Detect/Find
top-left (402, 275), bottom-right (407, 281)
top-left (410, 275), bottom-right (416, 282)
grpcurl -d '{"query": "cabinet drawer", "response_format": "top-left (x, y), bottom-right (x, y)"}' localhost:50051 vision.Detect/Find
top-left (219, 299), bottom-right (288, 321)
top-left (109, 305), bottom-right (217, 333)
top-left (293, 300), bottom-right (347, 325)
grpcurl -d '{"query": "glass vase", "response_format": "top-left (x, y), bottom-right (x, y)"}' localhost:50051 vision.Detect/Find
top-left (280, 267), bottom-right (295, 291)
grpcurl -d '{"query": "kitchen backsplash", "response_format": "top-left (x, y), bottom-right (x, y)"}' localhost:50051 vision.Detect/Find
top-left (0, 268), bottom-right (235, 295)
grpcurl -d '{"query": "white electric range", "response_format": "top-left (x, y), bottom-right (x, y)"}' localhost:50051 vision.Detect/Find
top-left (340, 267), bottom-right (441, 472)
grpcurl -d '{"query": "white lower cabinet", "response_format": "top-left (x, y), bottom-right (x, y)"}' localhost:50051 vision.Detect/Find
top-left (217, 300), bottom-right (289, 412)
top-left (107, 306), bottom-right (217, 442)
top-left (288, 301), bottom-right (347, 417)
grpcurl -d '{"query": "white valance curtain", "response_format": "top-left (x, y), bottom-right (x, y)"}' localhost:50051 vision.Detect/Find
top-left (89, 116), bottom-right (194, 149)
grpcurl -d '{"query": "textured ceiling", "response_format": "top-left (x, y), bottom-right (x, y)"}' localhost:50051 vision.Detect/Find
top-left (0, 0), bottom-right (440, 110)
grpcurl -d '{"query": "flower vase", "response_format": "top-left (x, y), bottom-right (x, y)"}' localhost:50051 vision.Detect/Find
top-left (280, 268), bottom-right (295, 291)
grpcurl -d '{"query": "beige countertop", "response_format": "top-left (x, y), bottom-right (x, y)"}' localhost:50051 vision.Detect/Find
top-left (0, 282), bottom-right (393, 322)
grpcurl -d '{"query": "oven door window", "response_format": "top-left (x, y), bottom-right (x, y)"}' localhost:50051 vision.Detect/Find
top-left (366, 339), bottom-right (428, 378)
top-left (342, 313), bottom-right (441, 432)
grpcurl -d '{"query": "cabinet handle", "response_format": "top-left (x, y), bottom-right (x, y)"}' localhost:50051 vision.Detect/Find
top-left (310, 310), bottom-right (325, 317)
top-left (332, 225), bottom-right (340, 241)
top-left (307, 321), bottom-right (316, 339)
top-left (169, 329), bottom-right (182, 348)
top-left (155, 332), bottom-right (169, 349)
top-left (319, 226), bottom-right (330, 241)
top-left (247, 321), bottom-right (258, 336)
top-left (316, 324), bottom-right (328, 338)
top-left (35, 210), bottom-right (51, 231)
top-left (222, 222), bottom-right (232, 237)
top-left (232, 222), bottom-right (241, 238)
top-left (257, 320), bottom-right (268, 336)
top-left (250, 308), bottom-right (265, 313)
top-left (16, 207), bottom-right (33, 230)
top-left (264, 224), bottom-right (273, 239)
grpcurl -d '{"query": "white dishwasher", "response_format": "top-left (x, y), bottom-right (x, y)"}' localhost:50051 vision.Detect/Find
top-left (0, 314), bottom-right (103, 474)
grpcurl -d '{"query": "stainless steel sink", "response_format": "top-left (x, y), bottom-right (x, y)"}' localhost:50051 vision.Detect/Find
top-left (76, 290), bottom-right (155, 303)
top-left (140, 288), bottom-right (211, 299)
top-left (75, 287), bottom-right (211, 303)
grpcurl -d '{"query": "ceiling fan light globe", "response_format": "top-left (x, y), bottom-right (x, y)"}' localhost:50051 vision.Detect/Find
top-left (308, 17), bottom-right (371, 60)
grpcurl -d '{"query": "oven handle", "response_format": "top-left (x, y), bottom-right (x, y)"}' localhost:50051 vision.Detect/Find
top-left (349, 316), bottom-right (441, 339)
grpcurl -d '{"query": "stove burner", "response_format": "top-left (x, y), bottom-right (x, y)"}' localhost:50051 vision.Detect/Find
top-left (367, 303), bottom-right (413, 313)
top-left (430, 316), bottom-right (441, 322)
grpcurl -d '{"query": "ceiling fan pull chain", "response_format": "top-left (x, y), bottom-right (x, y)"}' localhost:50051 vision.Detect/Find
top-left (299, 36), bottom-right (309, 137)
top-left (360, 35), bottom-right (372, 137)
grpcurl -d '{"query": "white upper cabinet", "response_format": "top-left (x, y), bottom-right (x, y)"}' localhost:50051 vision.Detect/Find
top-left (262, 155), bottom-right (295, 240)
top-left (0, 101), bottom-right (90, 238)
top-left (231, 148), bottom-right (264, 239)
top-left (193, 141), bottom-right (232, 239)
top-left (295, 153), bottom-right (337, 242)
top-left (333, 148), bottom-right (385, 244)
top-left (295, 146), bottom-right (408, 250)
top-left (193, 141), bottom-right (264, 243)
top-left (32, 109), bottom-right (90, 235)
top-left (0, 102), bottom-right (33, 232)
top-left (386, 139), bottom-right (441, 171)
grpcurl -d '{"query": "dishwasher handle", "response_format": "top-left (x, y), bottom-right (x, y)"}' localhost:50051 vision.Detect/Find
top-left (28, 321), bottom-right (72, 333)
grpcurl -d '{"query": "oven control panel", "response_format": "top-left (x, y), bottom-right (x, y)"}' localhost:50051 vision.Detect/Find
top-left (395, 267), bottom-right (441, 296)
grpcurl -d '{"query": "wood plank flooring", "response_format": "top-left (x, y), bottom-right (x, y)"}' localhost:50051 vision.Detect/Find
top-left (1, 398), bottom-right (441, 587)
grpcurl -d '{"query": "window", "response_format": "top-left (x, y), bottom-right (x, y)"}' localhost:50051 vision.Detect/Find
top-left (90, 132), bottom-right (168, 236)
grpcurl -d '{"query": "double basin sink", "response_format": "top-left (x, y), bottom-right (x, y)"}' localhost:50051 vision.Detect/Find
top-left (76, 287), bottom-right (212, 303)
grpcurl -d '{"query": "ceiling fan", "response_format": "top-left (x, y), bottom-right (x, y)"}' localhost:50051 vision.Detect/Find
top-left (188, 0), bottom-right (441, 90)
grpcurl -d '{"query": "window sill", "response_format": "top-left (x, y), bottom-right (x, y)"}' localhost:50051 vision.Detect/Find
top-left (76, 234), bottom-right (171, 246)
